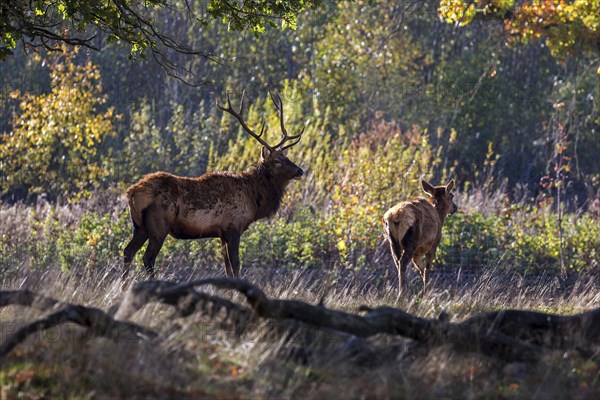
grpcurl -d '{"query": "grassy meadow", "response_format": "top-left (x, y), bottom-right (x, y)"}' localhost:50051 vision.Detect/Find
top-left (0, 176), bottom-right (599, 398)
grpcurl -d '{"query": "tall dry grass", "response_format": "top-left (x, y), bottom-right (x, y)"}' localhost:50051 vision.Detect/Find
top-left (1, 263), bottom-right (599, 398)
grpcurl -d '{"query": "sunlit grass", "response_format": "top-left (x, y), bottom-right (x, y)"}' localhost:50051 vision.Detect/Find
top-left (1, 262), bottom-right (598, 398)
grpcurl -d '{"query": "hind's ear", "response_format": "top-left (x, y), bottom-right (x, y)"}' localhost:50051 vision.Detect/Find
top-left (422, 180), bottom-right (435, 196)
top-left (446, 180), bottom-right (455, 192)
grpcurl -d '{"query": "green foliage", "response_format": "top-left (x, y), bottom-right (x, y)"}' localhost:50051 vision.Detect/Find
top-left (207, 0), bottom-right (322, 34)
top-left (119, 98), bottom-right (219, 180)
top-left (241, 207), bottom-right (335, 269)
top-left (123, 99), bottom-right (173, 177)
top-left (312, 0), bottom-right (425, 126)
top-left (0, 0), bottom-right (323, 59)
top-left (168, 101), bottom-right (218, 177)
top-left (56, 210), bottom-right (130, 271)
top-left (0, 48), bottom-right (117, 201)
top-left (510, 209), bottom-right (600, 273)
top-left (438, 207), bottom-right (600, 274)
top-left (438, 0), bottom-right (600, 59)
top-left (438, 211), bottom-right (508, 272)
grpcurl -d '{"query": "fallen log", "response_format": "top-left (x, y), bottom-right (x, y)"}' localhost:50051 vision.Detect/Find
top-left (0, 290), bottom-right (157, 358)
top-left (460, 308), bottom-right (600, 350)
top-left (114, 280), bottom-right (257, 335)
top-left (3, 279), bottom-right (599, 363)
top-left (165, 277), bottom-right (600, 362)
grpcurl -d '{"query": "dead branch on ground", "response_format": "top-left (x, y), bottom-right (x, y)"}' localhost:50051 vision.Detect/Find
top-left (158, 277), bottom-right (600, 362)
top-left (114, 280), bottom-right (257, 334)
top-left (3, 279), bottom-right (600, 363)
top-left (0, 290), bottom-right (157, 357)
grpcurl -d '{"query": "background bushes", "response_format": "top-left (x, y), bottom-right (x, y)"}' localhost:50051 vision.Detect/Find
top-left (1, 2), bottom-right (598, 278)
top-left (2, 130), bottom-right (598, 278)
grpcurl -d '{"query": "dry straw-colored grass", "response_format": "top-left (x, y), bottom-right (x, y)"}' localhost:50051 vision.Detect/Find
top-left (0, 263), bottom-right (599, 399)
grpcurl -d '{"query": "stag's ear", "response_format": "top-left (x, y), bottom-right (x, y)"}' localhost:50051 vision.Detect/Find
top-left (446, 180), bottom-right (455, 192)
top-left (422, 180), bottom-right (435, 196)
top-left (260, 146), bottom-right (270, 161)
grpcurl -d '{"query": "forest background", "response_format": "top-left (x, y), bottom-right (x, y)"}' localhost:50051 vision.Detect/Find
top-left (1, 0), bottom-right (599, 280)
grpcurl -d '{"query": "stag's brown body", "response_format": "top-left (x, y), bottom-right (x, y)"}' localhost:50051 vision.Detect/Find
top-left (124, 92), bottom-right (305, 278)
top-left (383, 180), bottom-right (457, 294)
top-left (128, 165), bottom-right (293, 240)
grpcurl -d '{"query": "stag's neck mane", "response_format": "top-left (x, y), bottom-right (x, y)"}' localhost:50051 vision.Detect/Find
top-left (244, 162), bottom-right (286, 220)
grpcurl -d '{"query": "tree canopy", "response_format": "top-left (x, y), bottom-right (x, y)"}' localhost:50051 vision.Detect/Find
top-left (1, 0), bottom-right (322, 79)
top-left (439, 0), bottom-right (600, 59)
top-left (4, 1), bottom-right (598, 75)
top-left (0, 0), bottom-right (598, 206)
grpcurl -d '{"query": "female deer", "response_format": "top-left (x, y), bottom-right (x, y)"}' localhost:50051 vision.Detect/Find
top-left (383, 180), bottom-right (457, 294)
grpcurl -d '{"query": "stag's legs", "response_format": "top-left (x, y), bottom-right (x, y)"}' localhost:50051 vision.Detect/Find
top-left (123, 225), bottom-right (149, 278)
top-left (142, 237), bottom-right (166, 279)
top-left (141, 206), bottom-right (168, 279)
top-left (220, 231), bottom-right (241, 277)
top-left (220, 239), bottom-right (234, 277)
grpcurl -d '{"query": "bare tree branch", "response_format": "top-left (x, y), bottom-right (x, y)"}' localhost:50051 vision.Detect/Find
top-left (114, 280), bottom-right (256, 328)
top-left (0, 290), bottom-right (157, 358)
top-left (164, 277), bottom-right (600, 362)
top-left (3, 279), bottom-right (600, 364)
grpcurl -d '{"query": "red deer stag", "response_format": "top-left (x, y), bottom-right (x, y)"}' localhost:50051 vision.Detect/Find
top-left (123, 92), bottom-right (305, 278)
top-left (383, 180), bottom-right (457, 295)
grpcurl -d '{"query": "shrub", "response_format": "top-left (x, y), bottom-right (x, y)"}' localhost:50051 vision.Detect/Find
top-left (0, 48), bottom-right (117, 201)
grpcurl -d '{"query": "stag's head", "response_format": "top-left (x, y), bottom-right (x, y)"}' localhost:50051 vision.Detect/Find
top-left (422, 179), bottom-right (458, 215)
top-left (260, 147), bottom-right (303, 182)
top-left (218, 91), bottom-right (305, 184)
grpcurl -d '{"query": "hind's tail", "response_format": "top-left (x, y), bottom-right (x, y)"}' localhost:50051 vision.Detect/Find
top-left (383, 208), bottom-right (416, 247)
top-left (383, 218), bottom-right (400, 261)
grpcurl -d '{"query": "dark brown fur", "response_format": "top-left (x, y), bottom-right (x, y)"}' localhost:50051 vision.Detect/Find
top-left (383, 180), bottom-right (457, 295)
top-left (124, 148), bottom-right (303, 278)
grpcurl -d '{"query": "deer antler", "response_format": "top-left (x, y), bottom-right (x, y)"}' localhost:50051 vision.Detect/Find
top-left (217, 91), bottom-right (305, 153)
top-left (269, 91), bottom-right (305, 151)
top-left (217, 91), bottom-right (273, 152)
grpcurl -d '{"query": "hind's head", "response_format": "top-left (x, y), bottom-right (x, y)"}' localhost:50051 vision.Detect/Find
top-left (422, 179), bottom-right (458, 215)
